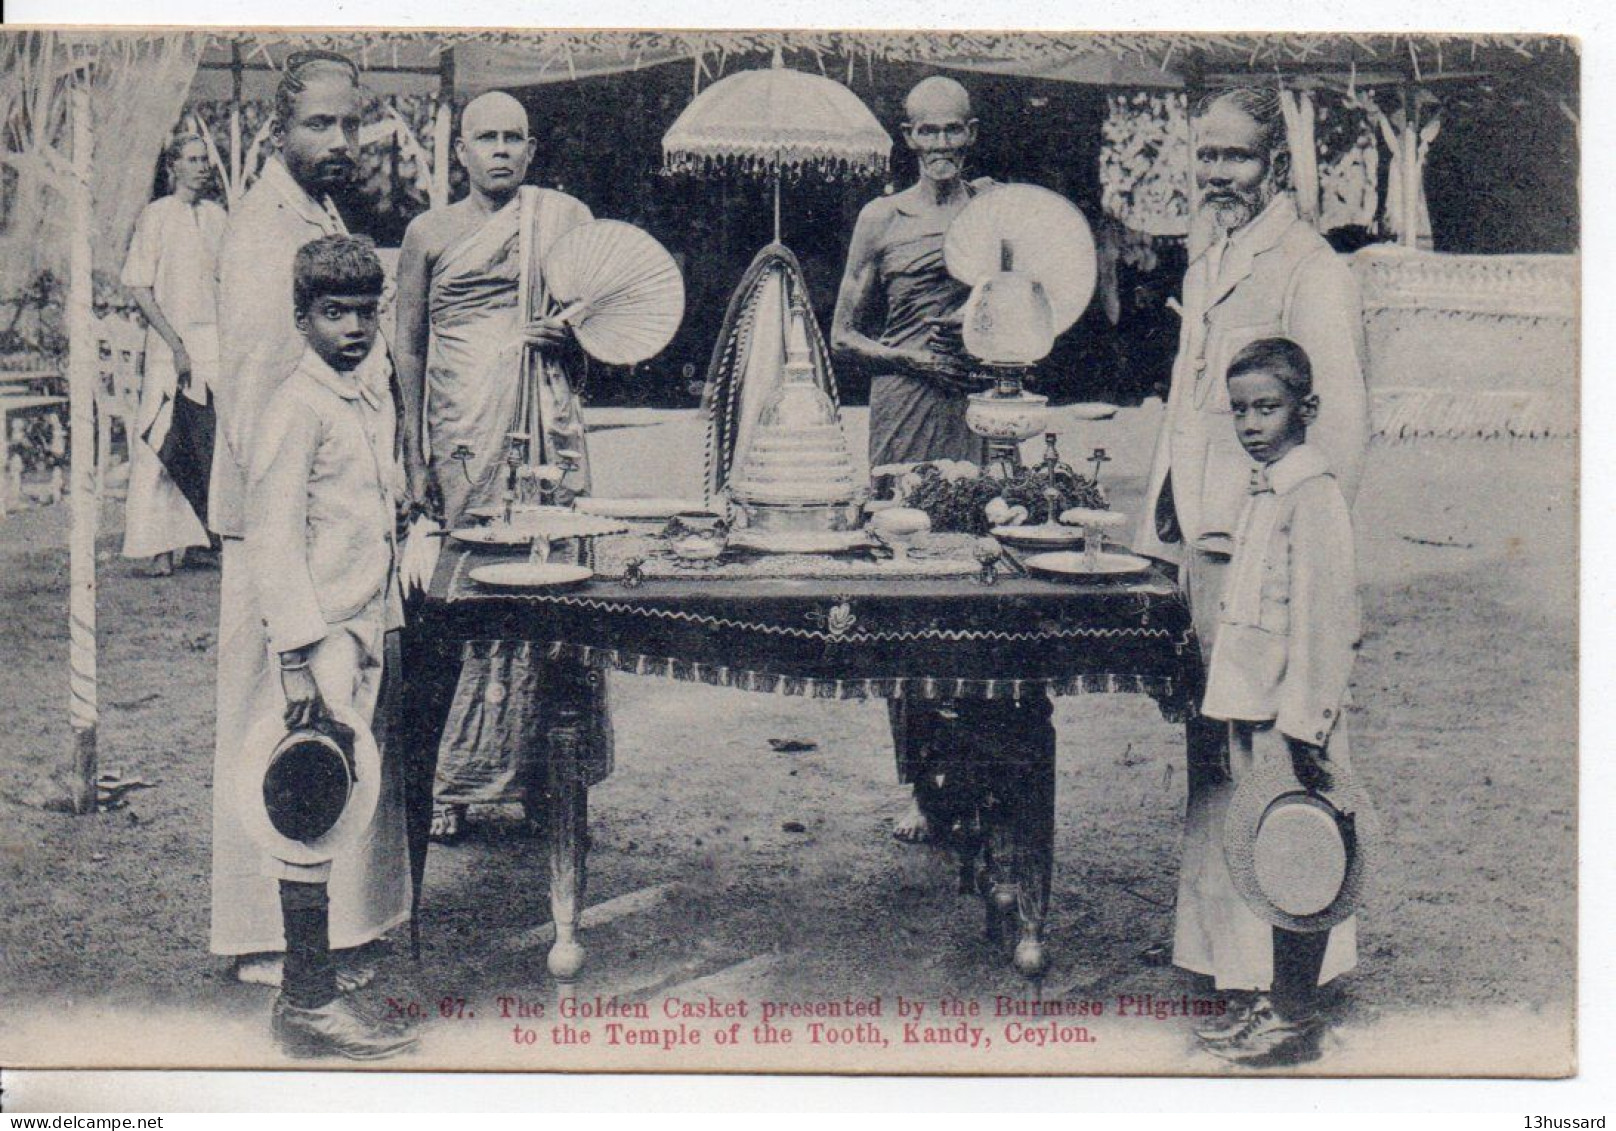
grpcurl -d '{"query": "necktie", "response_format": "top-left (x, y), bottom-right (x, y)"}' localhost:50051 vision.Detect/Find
top-left (320, 197), bottom-right (346, 236)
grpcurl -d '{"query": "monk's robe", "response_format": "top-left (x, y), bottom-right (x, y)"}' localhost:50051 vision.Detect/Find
top-left (866, 179), bottom-right (992, 469)
top-left (425, 186), bottom-right (594, 526)
top-left (426, 186), bottom-right (615, 808)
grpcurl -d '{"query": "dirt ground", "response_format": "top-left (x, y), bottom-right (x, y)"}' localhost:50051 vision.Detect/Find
top-left (0, 403), bottom-right (1577, 1076)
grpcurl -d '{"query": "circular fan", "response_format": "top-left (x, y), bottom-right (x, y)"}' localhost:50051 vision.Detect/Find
top-left (545, 219), bottom-right (686, 366)
top-left (943, 184), bottom-right (1098, 334)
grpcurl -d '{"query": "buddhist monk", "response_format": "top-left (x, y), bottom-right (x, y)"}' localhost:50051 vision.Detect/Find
top-left (832, 77), bottom-right (1052, 845)
top-left (394, 90), bottom-right (608, 844)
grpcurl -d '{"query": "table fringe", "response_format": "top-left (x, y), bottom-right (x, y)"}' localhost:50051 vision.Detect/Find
top-left (460, 637), bottom-right (1191, 717)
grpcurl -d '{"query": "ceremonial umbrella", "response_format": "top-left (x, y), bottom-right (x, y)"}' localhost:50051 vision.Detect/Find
top-left (661, 48), bottom-right (891, 242)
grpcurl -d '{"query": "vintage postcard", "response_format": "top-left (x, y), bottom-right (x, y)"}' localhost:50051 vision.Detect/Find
top-left (0, 25), bottom-right (1579, 1079)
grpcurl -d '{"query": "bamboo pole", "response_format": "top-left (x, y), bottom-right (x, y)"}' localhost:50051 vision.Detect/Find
top-left (229, 41), bottom-right (243, 205)
top-left (67, 83), bottom-right (99, 816)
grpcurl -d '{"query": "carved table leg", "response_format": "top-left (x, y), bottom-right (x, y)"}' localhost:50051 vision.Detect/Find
top-left (981, 696), bottom-right (1055, 979)
top-left (546, 702), bottom-right (591, 983)
top-left (1008, 740), bottom-right (1056, 979)
top-left (981, 800), bottom-right (1020, 951)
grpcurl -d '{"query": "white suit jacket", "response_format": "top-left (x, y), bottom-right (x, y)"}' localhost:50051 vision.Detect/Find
top-left (1134, 194), bottom-right (1369, 565)
top-left (247, 349), bottom-right (403, 658)
top-left (1201, 444), bottom-right (1360, 747)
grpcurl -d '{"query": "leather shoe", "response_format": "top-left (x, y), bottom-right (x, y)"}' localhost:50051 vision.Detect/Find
top-left (1193, 995), bottom-right (1259, 1044)
top-left (1201, 1002), bottom-right (1324, 1067)
top-left (273, 993), bottom-right (419, 1060)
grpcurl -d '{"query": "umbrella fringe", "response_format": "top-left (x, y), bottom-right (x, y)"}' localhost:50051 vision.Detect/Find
top-left (662, 149), bottom-right (888, 181)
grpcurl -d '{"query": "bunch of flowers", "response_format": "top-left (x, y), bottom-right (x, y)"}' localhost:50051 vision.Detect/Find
top-left (898, 460), bottom-right (1107, 535)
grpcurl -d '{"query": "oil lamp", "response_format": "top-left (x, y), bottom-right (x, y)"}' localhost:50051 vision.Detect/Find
top-left (961, 240), bottom-right (1055, 480)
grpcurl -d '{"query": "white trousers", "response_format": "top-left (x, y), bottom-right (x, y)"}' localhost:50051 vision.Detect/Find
top-left (209, 537), bottom-right (410, 954)
top-left (1172, 719), bottom-right (1358, 991)
top-left (121, 367), bottom-right (207, 559)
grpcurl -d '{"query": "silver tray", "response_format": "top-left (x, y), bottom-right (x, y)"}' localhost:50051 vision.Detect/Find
top-left (728, 528), bottom-right (876, 555)
top-left (574, 497), bottom-right (710, 521)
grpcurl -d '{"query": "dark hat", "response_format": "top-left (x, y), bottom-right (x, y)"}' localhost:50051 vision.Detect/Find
top-left (263, 718), bottom-right (357, 844)
top-left (238, 702), bottom-right (381, 867)
top-left (1223, 732), bottom-right (1378, 933)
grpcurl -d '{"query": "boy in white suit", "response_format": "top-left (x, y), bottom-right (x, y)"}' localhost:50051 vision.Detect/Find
top-left (1184, 337), bottom-right (1363, 1066)
top-left (247, 235), bottom-right (412, 1060)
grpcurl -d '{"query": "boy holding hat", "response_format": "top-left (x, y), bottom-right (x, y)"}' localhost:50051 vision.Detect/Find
top-left (246, 234), bottom-right (413, 1059)
top-left (1178, 336), bottom-right (1365, 1066)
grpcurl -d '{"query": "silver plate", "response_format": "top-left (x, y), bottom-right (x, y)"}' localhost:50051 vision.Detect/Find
top-left (468, 562), bottom-right (593, 590)
top-left (1022, 550), bottom-right (1153, 581)
top-left (451, 525), bottom-right (534, 547)
top-left (574, 497), bottom-right (709, 521)
top-left (991, 523), bottom-right (1085, 550)
top-left (465, 503), bottom-right (574, 523)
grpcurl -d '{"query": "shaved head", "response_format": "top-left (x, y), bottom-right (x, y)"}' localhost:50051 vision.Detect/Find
top-left (901, 76), bottom-right (977, 187)
top-left (461, 90), bottom-right (528, 139)
top-left (904, 76), bottom-right (973, 122)
top-left (456, 90), bottom-right (536, 201)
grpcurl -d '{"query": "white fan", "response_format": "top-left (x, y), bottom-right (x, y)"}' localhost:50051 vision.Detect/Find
top-left (545, 219), bottom-right (686, 366)
top-left (943, 184), bottom-right (1098, 335)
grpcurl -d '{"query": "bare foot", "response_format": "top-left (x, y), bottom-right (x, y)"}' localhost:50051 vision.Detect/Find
top-left (336, 958), bottom-right (377, 993)
top-left (429, 803), bottom-right (467, 844)
top-left (233, 953), bottom-right (284, 986)
top-left (233, 953), bottom-right (374, 992)
top-left (892, 795), bottom-right (935, 844)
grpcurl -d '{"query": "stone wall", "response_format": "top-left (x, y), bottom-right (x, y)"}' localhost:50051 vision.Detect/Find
top-left (1351, 248), bottom-right (1578, 438)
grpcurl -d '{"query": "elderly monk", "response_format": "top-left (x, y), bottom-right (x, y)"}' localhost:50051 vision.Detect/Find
top-left (394, 90), bottom-right (593, 531)
top-left (210, 51), bottom-right (409, 995)
top-left (394, 91), bottom-right (606, 844)
top-left (832, 77), bottom-right (1052, 845)
top-left (1133, 87), bottom-right (1370, 1007)
top-left (832, 75), bottom-right (989, 468)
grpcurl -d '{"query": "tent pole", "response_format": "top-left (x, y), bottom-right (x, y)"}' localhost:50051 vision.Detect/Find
top-left (772, 169), bottom-right (781, 244)
top-left (1399, 82), bottom-right (1420, 248)
top-left (431, 48), bottom-right (454, 209)
top-left (67, 83), bottom-right (99, 816)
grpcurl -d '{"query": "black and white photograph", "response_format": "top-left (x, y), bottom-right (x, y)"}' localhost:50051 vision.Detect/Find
top-left (0, 23), bottom-right (1583, 1081)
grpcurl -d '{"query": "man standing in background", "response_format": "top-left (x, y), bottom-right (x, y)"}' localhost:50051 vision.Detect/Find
top-left (393, 90), bottom-right (608, 846)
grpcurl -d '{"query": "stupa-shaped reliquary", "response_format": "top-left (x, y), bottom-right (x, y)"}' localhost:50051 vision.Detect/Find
top-left (727, 298), bottom-right (864, 533)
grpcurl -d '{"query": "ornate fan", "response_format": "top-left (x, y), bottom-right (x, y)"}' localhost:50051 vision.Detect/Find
top-left (545, 220), bottom-right (687, 366)
top-left (943, 184), bottom-right (1098, 334)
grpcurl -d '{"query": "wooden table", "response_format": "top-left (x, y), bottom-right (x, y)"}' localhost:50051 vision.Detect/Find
top-left (405, 539), bottom-right (1198, 984)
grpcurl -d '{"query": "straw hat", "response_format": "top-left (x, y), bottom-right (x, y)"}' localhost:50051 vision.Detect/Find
top-left (236, 702), bottom-right (381, 868)
top-left (1223, 735), bottom-right (1378, 933)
